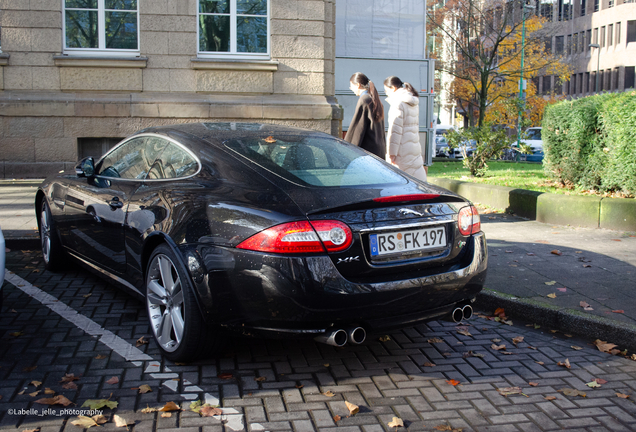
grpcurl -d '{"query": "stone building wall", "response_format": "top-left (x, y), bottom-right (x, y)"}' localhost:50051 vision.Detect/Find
top-left (0, 0), bottom-right (342, 178)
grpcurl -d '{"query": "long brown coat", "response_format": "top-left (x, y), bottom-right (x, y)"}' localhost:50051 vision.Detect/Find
top-left (344, 93), bottom-right (386, 158)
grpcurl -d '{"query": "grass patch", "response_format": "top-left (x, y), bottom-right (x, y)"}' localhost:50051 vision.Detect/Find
top-left (428, 160), bottom-right (572, 194)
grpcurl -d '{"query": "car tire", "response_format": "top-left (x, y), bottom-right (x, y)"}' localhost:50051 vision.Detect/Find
top-left (40, 200), bottom-right (66, 271)
top-left (145, 244), bottom-right (220, 361)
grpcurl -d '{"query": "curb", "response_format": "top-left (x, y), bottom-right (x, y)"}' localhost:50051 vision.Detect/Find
top-left (428, 177), bottom-right (636, 231)
top-left (476, 289), bottom-right (636, 352)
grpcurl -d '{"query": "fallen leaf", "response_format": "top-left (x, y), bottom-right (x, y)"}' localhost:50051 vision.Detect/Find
top-left (29, 391), bottom-right (41, 397)
top-left (557, 359), bottom-right (571, 369)
top-left (616, 393), bottom-right (630, 399)
top-left (494, 308), bottom-right (506, 318)
top-left (512, 336), bottom-right (524, 345)
top-left (428, 338), bottom-right (444, 343)
top-left (547, 293), bottom-right (557, 298)
top-left (83, 293), bottom-right (92, 298)
top-left (9, 332), bottom-right (24, 337)
top-left (529, 382), bottom-right (539, 387)
top-left (345, 401), bottom-right (359, 415)
top-left (31, 381), bottom-right (42, 388)
top-left (22, 428), bottom-right (40, 432)
top-left (295, 384), bottom-right (304, 389)
top-left (564, 334), bottom-right (573, 337)
top-left (60, 373), bottom-right (80, 383)
top-left (583, 264), bottom-right (592, 268)
top-left (491, 339), bottom-right (501, 343)
top-left (200, 406), bottom-right (222, 417)
top-left (140, 406), bottom-right (158, 414)
top-left (593, 339), bottom-right (618, 353)
top-left (544, 395), bottom-right (557, 401)
top-left (138, 384), bottom-right (152, 394)
top-left (551, 250), bottom-right (562, 256)
top-left (106, 377), bottom-right (119, 385)
top-left (82, 399), bottom-right (118, 410)
top-left (92, 415), bottom-right (108, 425)
top-left (580, 301), bottom-right (591, 308)
top-left (446, 379), bottom-right (460, 386)
top-left (161, 413), bottom-right (172, 418)
top-left (423, 362), bottom-right (436, 367)
top-left (612, 310), bottom-right (624, 314)
top-left (434, 426), bottom-right (452, 431)
top-left (255, 377), bottom-right (266, 382)
top-left (62, 382), bottom-right (78, 390)
top-left (497, 387), bottom-right (528, 397)
top-left (94, 354), bottom-right (107, 360)
top-left (71, 416), bottom-right (99, 429)
top-left (594, 378), bottom-right (608, 384)
top-left (333, 415), bottom-right (342, 422)
top-left (544, 281), bottom-right (557, 286)
top-left (457, 330), bottom-right (472, 337)
top-left (23, 366), bottom-right (37, 372)
top-left (586, 381), bottom-right (601, 388)
top-left (136, 336), bottom-right (148, 347)
top-left (571, 346), bottom-right (583, 350)
top-left (35, 395), bottom-right (73, 407)
top-left (559, 388), bottom-right (586, 397)
top-left (217, 373), bottom-right (233, 379)
top-left (44, 388), bottom-right (55, 395)
top-left (379, 335), bottom-right (391, 342)
top-left (491, 344), bottom-right (506, 351)
top-left (159, 401), bottom-right (181, 412)
top-left (462, 351), bottom-right (484, 358)
top-left (322, 391), bottom-right (335, 397)
top-left (323, 364), bottom-right (330, 367)
top-left (557, 287), bottom-right (567, 292)
top-left (388, 417), bottom-right (404, 428)
top-left (113, 415), bottom-right (133, 428)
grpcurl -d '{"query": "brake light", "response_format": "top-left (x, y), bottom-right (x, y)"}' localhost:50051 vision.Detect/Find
top-left (457, 205), bottom-right (481, 235)
top-left (236, 220), bottom-right (353, 254)
top-left (373, 194), bottom-right (440, 203)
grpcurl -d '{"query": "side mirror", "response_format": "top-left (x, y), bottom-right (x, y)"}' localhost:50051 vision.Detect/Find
top-left (76, 157), bottom-right (95, 177)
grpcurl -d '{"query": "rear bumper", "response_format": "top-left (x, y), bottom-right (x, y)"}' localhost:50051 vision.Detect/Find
top-left (191, 232), bottom-right (488, 334)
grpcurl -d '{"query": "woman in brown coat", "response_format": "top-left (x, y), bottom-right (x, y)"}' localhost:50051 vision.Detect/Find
top-left (344, 72), bottom-right (386, 159)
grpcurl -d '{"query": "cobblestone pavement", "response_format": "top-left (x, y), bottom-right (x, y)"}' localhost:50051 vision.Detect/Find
top-left (1, 249), bottom-right (635, 432)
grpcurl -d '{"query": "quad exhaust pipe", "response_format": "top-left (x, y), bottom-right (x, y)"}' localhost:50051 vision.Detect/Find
top-left (314, 326), bottom-right (367, 347)
top-left (447, 304), bottom-right (474, 323)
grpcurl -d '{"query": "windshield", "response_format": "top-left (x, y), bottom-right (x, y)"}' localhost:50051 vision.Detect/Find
top-left (225, 135), bottom-right (407, 187)
top-left (525, 129), bottom-right (542, 140)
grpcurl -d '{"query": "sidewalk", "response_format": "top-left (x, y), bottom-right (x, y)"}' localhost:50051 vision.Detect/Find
top-left (2, 180), bottom-right (635, 352)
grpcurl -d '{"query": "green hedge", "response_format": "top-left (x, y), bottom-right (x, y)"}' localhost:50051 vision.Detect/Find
top-left (542, 91), bottom-right (636, 196)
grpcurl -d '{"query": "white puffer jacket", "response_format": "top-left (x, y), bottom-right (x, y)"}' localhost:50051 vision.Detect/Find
top-left (386, 88), bottom-right (427, 182)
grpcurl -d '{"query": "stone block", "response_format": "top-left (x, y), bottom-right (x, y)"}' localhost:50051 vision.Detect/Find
top-left (35, 138), bottom-right (77, 162)
top-left (33, 67), bottom-right (60, 90)
top-left (277, 58), bottom-right (326, 73)
top-left (6, 117), bottom-right (64, 139)
top-left (298, 1), bottom-right (326, 20)
top-left (2, 28), bottom-right (32, 52)
top-left (170, 0), bottom-right (196, 15)
top-left (29, 0), bottom-right (61, 11)
top-left (298, 72), bottom-right (326, 95)
top-left (274, 71), bottom-right (299, 94)
top-left (271, 20), bottom-right (324, 37)
top-left (196, 70), bottom-right (273, 93)
top-left (141, 15), bottom-right (196, 32)
top-left (271, 0), bottom-right (298, 19)
top-left (140, 0), bottom-right (168, 15)
top-left (1, 10), bottom-right (61, 28)
top-left (169, 32), bottom-right (197, 56)
top-left (271, 36), bottom-right (326, 59)
top-left (63, 117), bottom-right (145, 138)
top-left (60, 68), bottom-right (143, 91)
top-left (208, 102), bottom-right (263, 119)
top-left (147, 55), bottom-right (192, 69)
top-left (7, 52), bottom-right (55, 66)
top-left (0, 68), bottom-right (3, 90)
top-left (142, 68), bottom-right (171, 92)
top-left (156, 102), bottom-right (210, 118)
top-left (4, 161), bottom-right (67, 178)
top-left (169, 69), bottom-right (196, 92)
top-left (599, 197), bottom-right (636, 231)
top-left (74, 101), bottom-right (132, 118)
top-left (140, 31), bottom-right (169, 55)
top-left (0, 100), bottom-right (74, 117)
top-left (0, 0), bottom-right (30, 9)
top-left (536, 193), bottom-right (600, 228)
top-left (4, 66), bottom-right (33, 90)
top-left (31, 28), bottom-right (63, 52)
top-left (0, 138), bottom-right (35, 162)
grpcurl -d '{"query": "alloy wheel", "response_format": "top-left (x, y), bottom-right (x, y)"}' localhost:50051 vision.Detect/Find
top-left (40, 204), bottom-right (51, 264)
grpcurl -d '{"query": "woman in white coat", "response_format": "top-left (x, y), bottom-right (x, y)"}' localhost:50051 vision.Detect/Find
top-left (383, 76), bottom-right (427, 182)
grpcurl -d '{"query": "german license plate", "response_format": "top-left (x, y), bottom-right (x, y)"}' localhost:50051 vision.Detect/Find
top-left (369, 226), bottom-right (446, 257)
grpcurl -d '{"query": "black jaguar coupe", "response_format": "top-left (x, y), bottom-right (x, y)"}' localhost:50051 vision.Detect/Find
top-left (37, 123), bottom-right (487, 361)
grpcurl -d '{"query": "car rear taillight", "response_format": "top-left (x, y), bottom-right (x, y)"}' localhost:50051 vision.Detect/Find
top-left (236, 220), bottom-right (353, 254)
top-left (373, 194), bottom-right (440, 203)
top-left (457, 205), bottom-right (481, 235)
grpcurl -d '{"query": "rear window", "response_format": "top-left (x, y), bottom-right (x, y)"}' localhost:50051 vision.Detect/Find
top-left (526, 128), bottom-right (542, 140)
top-left (225, 135), bottom-right (407, 187)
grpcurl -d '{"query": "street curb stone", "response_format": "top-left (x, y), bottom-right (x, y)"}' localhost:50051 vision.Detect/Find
top-left (476, 289), bottom-right (636, 352)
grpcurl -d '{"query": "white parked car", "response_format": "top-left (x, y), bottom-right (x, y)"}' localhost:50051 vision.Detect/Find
top-left (521, 127), bottom-right (543, 152)
top-left (0, 226), bottom-right (5, 309)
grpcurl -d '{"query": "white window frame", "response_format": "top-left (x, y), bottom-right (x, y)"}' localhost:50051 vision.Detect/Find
top-left (197, 0), bottom-right (270, 60)
top-left (62, 0), bottom-right (140, 57)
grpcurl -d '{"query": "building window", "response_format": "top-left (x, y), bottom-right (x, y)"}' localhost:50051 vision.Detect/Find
top-left (555, 35), bottom-right (564, 54)
top-left (78, 138), bottom-right (121, 160)
top-left (578, 73), bottom-right (583, 93)
top-left (599, 70), bottom-right (604, 91)
top-left (567, 35), bottom-right (572, 54)
top-left (609, 0), bottom-right (614, 7)
top-left (625, 66), bottom-right (635, 88)
top-left (594, 0), bottom-right (599, 12)
top-left (617, 22), bottom-right (621, 44)
top-left (581, 0), bottom-right (587, 15)
top-left (540, 0), bottom-right (554, 20)
top-left (63, 0), bottom-right (139, 56)
top-left (573, 33), bottom-right (578, 53)
top-left (628, 21), bottom-right (636, 44)
top-left (584, 71), bottom-right (590, 93)
top-left (601, 26), bottom-right (605, 47)
top-left (593, 28), bottom-right (598, 44)
top-left (198, 0), bottom-right (269, 59)
top-left (587, 29), bottom-right (592, 51)
top-left (613, 67), bottom-right (619, 90)
top-left (608, 24), bottom-right (613, 46)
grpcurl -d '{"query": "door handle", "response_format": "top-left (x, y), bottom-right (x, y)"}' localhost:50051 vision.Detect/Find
top-left (109, 197), bottom-right (124, 209)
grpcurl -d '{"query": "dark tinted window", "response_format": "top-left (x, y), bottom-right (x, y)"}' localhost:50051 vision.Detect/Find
top-left (225, 135), bottom-right (406, 187)
top-left (98, 137), bottom-right (153, 179)
top-left (525, 128), bottom-right (542, 140)
top-left (148, 141), bottom-right (199, 179)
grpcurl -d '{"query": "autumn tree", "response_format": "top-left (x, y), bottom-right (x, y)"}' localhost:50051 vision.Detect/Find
top-left (427, 0), bottom-right (570, 128)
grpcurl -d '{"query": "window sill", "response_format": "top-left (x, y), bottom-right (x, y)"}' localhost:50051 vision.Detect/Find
top-left (53, 55), bottom-right (148, 68)
top-left (0, 53), bottom-right (9, 66)
top-left (190, 58), bottom-right (279, 72)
